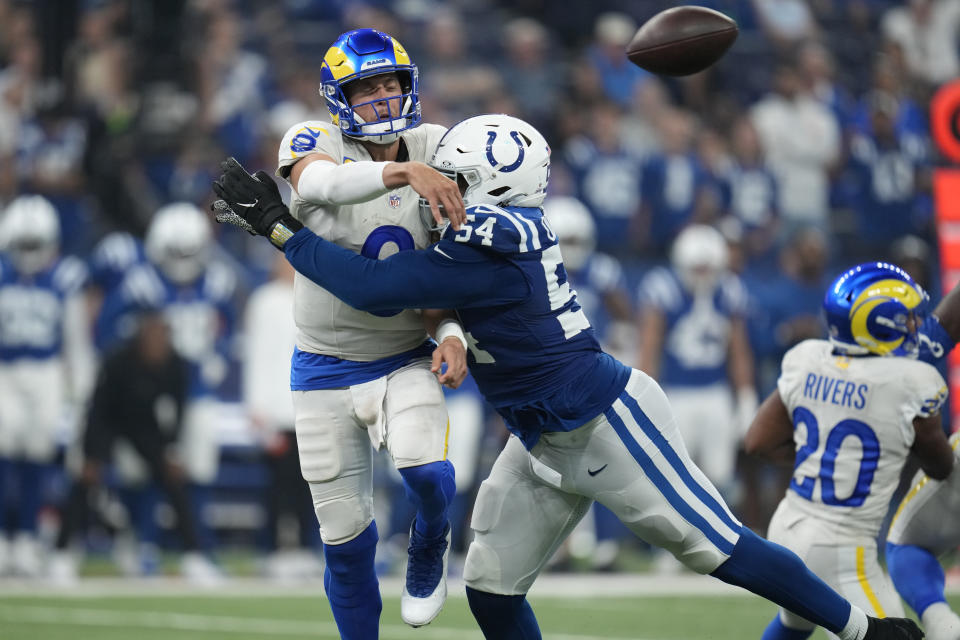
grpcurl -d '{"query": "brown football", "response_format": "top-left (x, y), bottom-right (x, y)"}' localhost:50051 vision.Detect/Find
top-left (626, 6), bottom-right (738, 76)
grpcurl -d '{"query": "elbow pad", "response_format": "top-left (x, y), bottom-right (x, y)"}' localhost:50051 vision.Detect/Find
top-left (296, 159), bottom-right (391, 205)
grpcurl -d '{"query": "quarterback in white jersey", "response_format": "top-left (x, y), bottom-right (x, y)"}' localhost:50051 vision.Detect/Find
top-left (271, 28), bottom-right (467, 638)
top-left (746, 262), bottom-right (954, 640)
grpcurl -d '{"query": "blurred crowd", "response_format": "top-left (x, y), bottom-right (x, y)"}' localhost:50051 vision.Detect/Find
top-left (0, 0), bottom-right (957, 580)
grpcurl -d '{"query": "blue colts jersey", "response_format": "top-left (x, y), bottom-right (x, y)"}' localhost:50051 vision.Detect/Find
top-left (639, 266), bottom-right (748, 387)
top-left (0, 254), bottom-right (88, 361)
top-left (439, 205), bottom-right (630, 444)
top-left (98, 262), bottom-right (237, 397)
top-left (283, 204), bottom-right (632, 449)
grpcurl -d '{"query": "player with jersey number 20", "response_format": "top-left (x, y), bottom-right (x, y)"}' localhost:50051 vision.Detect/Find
top-left (269, 27), bottom-right (469, 638)
top-left (212, 114), bottom-right (924, 640)
top-left (745, 262), bottom-right (954, 640)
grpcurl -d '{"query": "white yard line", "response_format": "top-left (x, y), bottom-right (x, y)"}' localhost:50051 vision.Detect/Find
top-left (0, 604), bottom-right (667, 640)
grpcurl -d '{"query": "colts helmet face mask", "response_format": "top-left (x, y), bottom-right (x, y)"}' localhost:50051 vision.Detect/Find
top-left (320, 28), bottom-right (421, 145)
top-left (670, 224), bottom-right (728, 295)
top-left (145, 203), bottom-right (211, 285)
top-left (421, 113), bottom-right (551, 229)
top-left (823, 261), bottom-right (929, 358)
top-left (543, 196), bottom-right (596, 273)
top-left (0, 195), bottom-right (60, 275)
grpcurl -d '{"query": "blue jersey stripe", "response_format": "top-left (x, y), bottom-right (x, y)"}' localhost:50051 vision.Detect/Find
top-left (604, 404), bottom-right (735, 555)
top-left (619, 391), bottom-right (742, 534)
top-left (492, 210), bottom-right (530, 252)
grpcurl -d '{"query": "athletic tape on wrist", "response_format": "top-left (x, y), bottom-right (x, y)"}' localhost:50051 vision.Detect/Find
top-left (436, 319), bottom-right (468, 351)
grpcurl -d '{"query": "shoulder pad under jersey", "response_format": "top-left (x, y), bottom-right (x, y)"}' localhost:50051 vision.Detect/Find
top-left (441, 204), bottom-right (555, 256)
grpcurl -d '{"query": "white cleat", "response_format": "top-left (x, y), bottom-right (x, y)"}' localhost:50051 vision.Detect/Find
top-left (11, 533), bottom-right (43, 578)
top-left (47, 551), bottom-right (79, 587)
top-left (181, 552), bottom-right (225, 587)
top-left (401, 523), bottom-right (451, 628)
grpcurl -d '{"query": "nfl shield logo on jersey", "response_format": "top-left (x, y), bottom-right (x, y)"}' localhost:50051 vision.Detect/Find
top-left (389, 195), bottom-right (401, 209)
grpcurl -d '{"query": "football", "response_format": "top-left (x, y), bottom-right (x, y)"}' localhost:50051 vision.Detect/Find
top-left (626, 6), bottom-right (738, 76)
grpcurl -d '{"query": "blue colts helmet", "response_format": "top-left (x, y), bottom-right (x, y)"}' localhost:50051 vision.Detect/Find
top-left (320, 29), bottom-right (420, 144)
top-left (823, 262), bottom-right (929, 357)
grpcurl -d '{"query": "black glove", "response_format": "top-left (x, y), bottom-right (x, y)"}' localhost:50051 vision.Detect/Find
top-left (212, 157), bottom-right (303, 249)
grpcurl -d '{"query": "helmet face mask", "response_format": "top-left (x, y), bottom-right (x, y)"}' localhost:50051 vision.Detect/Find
top-left (321, 29), bottom-right (421, 144)
top-left (419, 114), bottom-right (551, 225)
top-left (823, 262), bottom-right (929, 358)
top-left (1, 195), bottom-right (60, 275)
top-left (145, 203), bottom-right (211, 285)
top-left (670, 225), bottom-right (728, 295)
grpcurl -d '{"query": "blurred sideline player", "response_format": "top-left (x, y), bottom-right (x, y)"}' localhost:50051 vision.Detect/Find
top-left (97, 202), bottom-right (236, 576)
top-left (272, 28), bottom-right (468, 635)
top-left (50, 307), bottom-right (214, 585)
top-left (885, 281), bottom-right (960, 640)
top-left (744, 262), bottom-right (954, 640)
top-left (0, 195), bottom-right (94, 577)
top-left (242, 254), bottom-right (321, 579)
top-left (638, 224), bottom-right (757, 498)
top-left (213, 114), bottom-right (925, 640)
top-left (544, 195), bottom-right (635, 570)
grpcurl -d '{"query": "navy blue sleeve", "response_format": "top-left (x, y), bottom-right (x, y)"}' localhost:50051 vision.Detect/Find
top-left (283, 228), bottom-right (530, 312)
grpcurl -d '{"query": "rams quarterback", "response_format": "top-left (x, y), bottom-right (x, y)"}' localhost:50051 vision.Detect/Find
top-left (212, 112), bottom-right (925, 640)
top-left (745, 262), bottom-right (954, 640)
top-left (271, 27), bottom-right (469, 637)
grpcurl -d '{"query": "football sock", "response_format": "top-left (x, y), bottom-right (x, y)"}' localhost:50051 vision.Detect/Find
top-left (886, 542), bottom-right (946, 616)
top-left (399, 460), bottom-right (455, 539)
top-left (323, 521), bottom-right (381, 640)
top-left (0, 457), bottom-right (10, 529)
top-left (16, 460), bottom-right (45, 534)
top-left (711, 528), bottom-right (865, 637)
top-left (466, 587), bottom-right (542, 639)
top-left (920, 601), bottom-right (960, 640)
top-left (761, 613), bottom-right (815, 640)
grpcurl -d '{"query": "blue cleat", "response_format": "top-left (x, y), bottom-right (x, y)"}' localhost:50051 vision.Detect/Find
top-left (401, 522), bottom-right (451, 627)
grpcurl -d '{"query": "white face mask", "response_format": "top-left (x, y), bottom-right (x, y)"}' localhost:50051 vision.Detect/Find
top-left (10, 241), bottom-right (55, 275)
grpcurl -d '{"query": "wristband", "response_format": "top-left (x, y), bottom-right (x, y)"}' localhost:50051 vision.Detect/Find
top-left (436, 319), bottom-right (468, 351)
top-left (268, 215), bottom-right (304, 249)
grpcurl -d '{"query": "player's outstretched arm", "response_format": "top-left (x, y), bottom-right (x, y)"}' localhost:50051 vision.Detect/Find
top-left (743, 390), bottom-right (796, 465)
top-left (290, 152), bottom-right (465, 230)
top-left (213, 158), bottom-right (527, 312)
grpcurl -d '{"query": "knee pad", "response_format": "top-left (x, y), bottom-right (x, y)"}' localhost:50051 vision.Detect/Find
top-left (314, 496), bottom-right (374, 545)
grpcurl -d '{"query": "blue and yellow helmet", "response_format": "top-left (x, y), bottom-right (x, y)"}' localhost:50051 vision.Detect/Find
top-left (823, 262), bottom-right (930, 357)
top-left (320, 29), bottom-right (420, 144)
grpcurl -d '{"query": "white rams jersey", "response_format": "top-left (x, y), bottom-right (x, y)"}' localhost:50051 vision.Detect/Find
top-left (277, 120), bottom-right (447, 361)
top-left (777, 339), bottom-right (947, 540)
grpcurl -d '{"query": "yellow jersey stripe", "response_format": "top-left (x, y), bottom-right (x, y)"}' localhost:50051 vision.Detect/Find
top-left (442, 419), bottom-right (450, 460)
top-left (856, 546), bottom-right (886, 617)
top-left (890, 476), bottom-right (930, 529)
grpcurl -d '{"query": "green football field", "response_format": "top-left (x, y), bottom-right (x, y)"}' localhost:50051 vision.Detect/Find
top-left (1, 578), bottom-right (955, 640)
